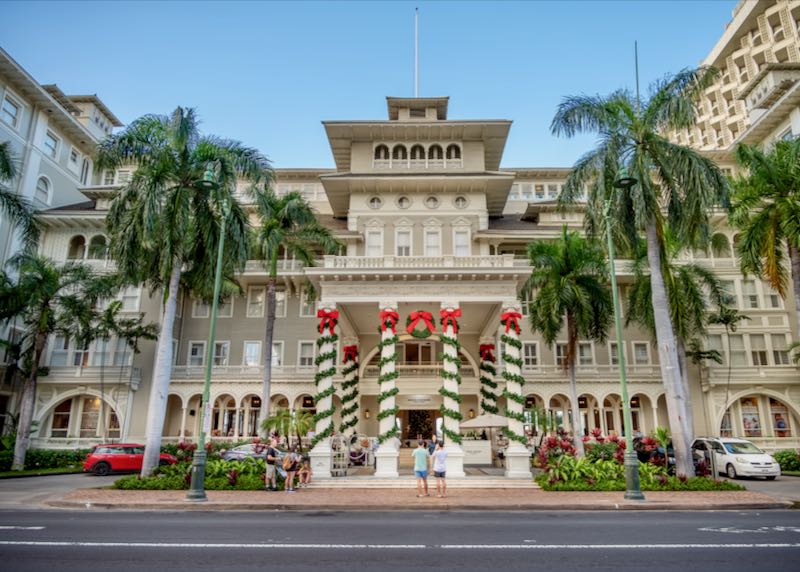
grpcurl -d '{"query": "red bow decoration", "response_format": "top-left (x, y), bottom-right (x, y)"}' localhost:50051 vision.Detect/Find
top-left (406, 311), bottom-right (436, 335)
top-left (379, 309), bottom-right (400, 333)
top-left (317, 309), bottom-right (339, 335)
top-left (479, 343), bottom-right (496, 362)
top-left (439, 308), bottom-right (462, 333)
top-left (342, 345), bottom-right (358, 363)
top-left (501, 311), bottom-right (522, 334)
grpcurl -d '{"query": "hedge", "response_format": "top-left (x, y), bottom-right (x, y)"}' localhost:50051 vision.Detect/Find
top-left (0, 449), bottom-right (90, 472)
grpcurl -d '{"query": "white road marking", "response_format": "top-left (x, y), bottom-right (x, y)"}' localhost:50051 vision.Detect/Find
top-left (0, 526), bottom-right (45, 530)
top-left (0, 541), bottom-right (797, 550)
top-left (699, 526), bottom-right (800, 534)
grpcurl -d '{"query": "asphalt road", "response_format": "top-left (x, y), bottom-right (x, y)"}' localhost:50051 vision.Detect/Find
top-left (0, 473), bottom-right (116, 508)
top-left (0, 509), bottom-right (798, 571)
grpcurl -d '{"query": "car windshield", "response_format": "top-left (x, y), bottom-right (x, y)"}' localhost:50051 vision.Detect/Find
top-left (723, 441), bottom-right (763, 454)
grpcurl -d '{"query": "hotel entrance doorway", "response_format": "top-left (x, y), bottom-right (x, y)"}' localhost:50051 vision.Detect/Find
top-left (398, 409), bottom-right (442, 446)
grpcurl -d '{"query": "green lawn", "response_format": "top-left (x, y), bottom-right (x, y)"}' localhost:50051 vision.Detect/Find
top-left (781, 470), bottom-right (800, 477)
top-left (0, 467), bottom-right (84, 478)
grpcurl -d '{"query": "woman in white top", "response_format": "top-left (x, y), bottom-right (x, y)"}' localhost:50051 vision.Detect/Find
top-left (432, 441), bottom-right (448, 498)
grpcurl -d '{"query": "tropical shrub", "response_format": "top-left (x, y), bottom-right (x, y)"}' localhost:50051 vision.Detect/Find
top-left (0, 448), bottom-right (90, 472)
top-left (773, 449), bottom-right (800, 472)
top-left (114, 458), bottom-right (284, 491)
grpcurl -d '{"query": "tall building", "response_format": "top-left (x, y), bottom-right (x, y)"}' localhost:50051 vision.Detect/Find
top-left (1, 0), bottom-right (798, 476)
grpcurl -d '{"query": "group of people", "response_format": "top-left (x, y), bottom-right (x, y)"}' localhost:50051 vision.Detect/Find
top-left (411, 437), bottom-right (448, 498)
top-left (260, 437), bottom-right (312, 492)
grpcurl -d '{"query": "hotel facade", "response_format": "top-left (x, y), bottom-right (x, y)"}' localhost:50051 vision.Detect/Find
top-left (1, 0), bottom-right (798, 476)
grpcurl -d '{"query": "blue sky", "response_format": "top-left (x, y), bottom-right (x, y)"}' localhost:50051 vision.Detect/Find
top-left (1, 0), bottom-right (737, 168)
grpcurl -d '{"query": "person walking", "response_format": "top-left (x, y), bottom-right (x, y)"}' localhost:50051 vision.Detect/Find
top-left (264, 437), bottom-right (280, 492)
top-left (412, 439), bottom-right (430, 498)
top-left (432, 440), bottom-right (448, 498)
top-left (283, 445), bottom-right (300, 492)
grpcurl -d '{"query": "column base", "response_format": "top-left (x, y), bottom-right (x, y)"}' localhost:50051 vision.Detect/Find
top-left (309, 437), bottom-right (333, 479)
top-left (444, 444), bottom-right (466, 478)
top-left (504, 443), bottom-right (532, 479)
top-left (374, 442), bottom-right (399, 478)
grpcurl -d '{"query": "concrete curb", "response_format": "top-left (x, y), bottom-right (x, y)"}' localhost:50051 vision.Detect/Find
top-left (0, 470), bottom-right (84, 480)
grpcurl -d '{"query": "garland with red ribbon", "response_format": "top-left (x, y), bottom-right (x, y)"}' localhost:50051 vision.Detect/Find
top-left (439, 308), bottom-right (462, 334)
top-left (379, 309), bottom-right (399, 333)
top-left (406, 310), bottom-right (436, 339)
top-left (340, 345), bottom-right (360, 434)
top-left (501, 311), bottom-right (522, 334)
top-left (317, 309), bottom-right (339, 335)
top-left (479, 343), bottom-right (499, 415)
top-left (479, 344), bottom-right (496, 362)
top-left (342, 345), bottom-right (358, 364)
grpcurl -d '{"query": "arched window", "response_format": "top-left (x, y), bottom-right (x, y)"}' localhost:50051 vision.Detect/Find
top-left (87, 235), bottom-right (107, 259)
top-left (50, 399), bottom-right (72, 438)
top-left (428, 144), bottom-right (443, 160)
top-left (35, 176), bottom-right (50, 204)
top-left (410, 144), bottom-right (426, 166)
top-left (67, 236), bottom-right (86, 259)
top-left (374, 144), bottom-right (389, 160)
top-left (212, 395), bottom-right (236, 436)
top-left (446, 144), bottom-right (461, 159)
top-left (392, 144), bottom-right (408, 162)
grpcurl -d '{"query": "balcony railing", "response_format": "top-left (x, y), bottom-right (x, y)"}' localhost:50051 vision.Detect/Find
top-left (322, 254), bottom-right (517, 270)
top-left (170, 364), bottom-right (337, 380)
top-left (363, 363), bottom-right (476, 378)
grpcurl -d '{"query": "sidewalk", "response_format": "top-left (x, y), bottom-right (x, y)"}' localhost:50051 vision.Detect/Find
top-left (47, 487), bottom-right (792, 511)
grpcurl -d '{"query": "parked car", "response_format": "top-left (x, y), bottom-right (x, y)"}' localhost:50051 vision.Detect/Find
top-left (220, 443), bottom-right (271, 462)
top-left (83, 444), bottom-right (177, 476)
top-left (691, 437), bottom-right (780, 480)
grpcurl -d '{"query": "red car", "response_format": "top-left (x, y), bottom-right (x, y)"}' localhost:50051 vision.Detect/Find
top-left (83, 444), bottom-right (177, 476)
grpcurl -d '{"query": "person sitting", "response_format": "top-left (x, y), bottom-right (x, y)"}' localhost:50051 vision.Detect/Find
top-left (298, 457), bottom-right (313, 488)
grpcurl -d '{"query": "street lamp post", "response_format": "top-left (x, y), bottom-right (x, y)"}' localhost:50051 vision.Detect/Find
top-left (605, 167), bottom-right (645, 501)
top-left (187, 166), bottom-right (228, 502)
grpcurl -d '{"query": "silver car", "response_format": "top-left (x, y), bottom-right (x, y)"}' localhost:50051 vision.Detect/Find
top-left (220, 443), bottom-right (268, 462)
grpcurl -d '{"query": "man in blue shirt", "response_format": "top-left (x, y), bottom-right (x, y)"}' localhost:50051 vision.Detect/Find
top-left (411, 440), bottom-right (430, 497)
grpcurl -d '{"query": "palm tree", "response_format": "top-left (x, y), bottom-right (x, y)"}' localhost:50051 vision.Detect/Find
top-left (521, 227), bottom-right (612, 457)
top-left (96, 107), bottom-right (271, 476)
top-left (708, 305), bottom-right (749, 433)
top-left (551, 68), bottom-right (728, 476)
top-left (729, 137), bottom-right (800, 332)
top-left (686, 338), bottom-right (723, 436)
top-left (252, 189), bottom-right (340, 425)
top-left (0, 141), bottom-right (39, 250)
top-left (626, 232), bottom-right (727, 440)
top-left (0, 254), bottom-right (113, 470)
top-left (260, 407), bottom-right (315, 452)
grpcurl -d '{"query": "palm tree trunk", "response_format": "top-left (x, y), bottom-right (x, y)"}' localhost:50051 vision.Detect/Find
top-left (566, 313), bottom-right (585, 457)
top-left (676, 337), bottom-right (694, 442)
top-left (140, 263), bottom-right (181, 477)
top-left (645, 221), bottom-right (694, 477)
top-left (789, 244), bottom-right (800, 340)
top-left (12, 332), bottom-right (46, 470)
top-left (259, 252), bottom-right (279, 429)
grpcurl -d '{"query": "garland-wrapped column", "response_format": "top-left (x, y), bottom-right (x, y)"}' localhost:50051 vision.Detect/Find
top-left (439, 302), bottom-right (465, 477)
top-left (500, 302), bottom-right (532, 479)
top-left (374, 301), bottom-right (400, 478)
top-left (479, 339), bottom-right (499, 415)
top-left (339, 339), bottom-right (360, 435)
top-left (309, 302), bottom-right (338, 478)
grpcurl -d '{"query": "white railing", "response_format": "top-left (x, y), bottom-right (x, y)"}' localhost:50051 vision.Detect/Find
top-left (170, 364), bottom-right (339, 380)
top-left (363, 363), bottom-right (476, 377)
top-left (521, 364), bottom-right (660, 378)
top-left (322, 254), bottom-right (516, 270)
top-left (243, 259), bottom-right (307, 273)
top-left (46, 366), bottom-right (141, 383)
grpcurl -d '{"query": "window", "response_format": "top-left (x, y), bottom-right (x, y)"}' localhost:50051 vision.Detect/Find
top-left (454, 196), bottom-right (468, 209)
top-left (80, 158), bottom-right (90, 185)
top-left (547, 184), bottom-right (559, 199)
top-left (69, 148), bottom-right (79, 166)
top-left (396, 230), bottom-right (411, 256)
top-left (217, 296), bottom-right (233, 318)
top-left (50, 335), bottom-right (70, 366)
top-left (275, 290), bottom-right (286, 317)
top-left (72, 340), bottom-right (89, 367)
top-left (368, 196), bottom-right (382, 209)
top-left (374, 144), bottom-right (389, 161)
top-left (243, 341), bottom-right (261, 366)
top-left (366, 231), bottom-right (383, 257)
top-left (247, 286), bottom-right (265, 317)
top-left (298, 342), bottom-right (315, 367)
top-left (534, 185), bottom-right (545, 200)
top-left (707, 334), bottom-right (724, 365)
top-left (749, 334), bottom-right (768, 366)
top-left (728, 334), bottom-right (747, 367)
top-left (555, 343), bottom-right (567, 367)
top-left (397, 196), bottom-right (411, 209)
top-left (764, 284), bottom-right (782, 309)
top-left (188, 342), bottom-right (205, 367)
top-left (43, 131), bottom-right (59, 159)
top-left (453, 230), bottom-right (470, 256)
top-left (445, 144), bottom-right (461, 160)
top-left (50, 400), bottom-right (72, 438)
top-left (114, 338), bottom-right (131, 366)
top-left (79, 397), bottom-right (101, 438)
top-left (424, 230), bottom-right (441, 257)
top-left (428, 144), bottom-right (443, 161)
top-left (1, 95), bottom-right (20, 128)
top-left (392, 144), bottom-right (408, 163)
top-left (35, 177), bottom-right (50, 204)
top-left (103, 171), bottom-right (115, 185)
top-left (87, 236), bottom-right (107, 259)
top-left (633, 342), bottom-right (650, 365)
top-left (771, 334), bottom-right (789, 365)
top-left (92, 338), bottom-right (111, 366)
top-left (609, 342), bottom-right (621, 366)
top-left (116, 170), bottom-right (132, 184)
top-left (578, 342), bottom-right (593, 366)
top-left (720, 280), bottom-right (736, 306)
top-left (119, 287), bottom-right (139, 312)
top-left (742, 279), bottom-right (759, 309)
top-left (523, 343), bottom-right (538, 367)
top-left (171, 339), bottom-right (178, 365)
top-left (192, 298), bottom-right (210, 318)
top-left (271, 341), bottom-right (284, 367)
top-left (300, 289), bottom-right (315, 317)
top-left (213, 342), bottom-right (230, 366)
top-left (301, 184), bottom-right (315, 201)
top-left (425, 196), bottom-right (440, 209)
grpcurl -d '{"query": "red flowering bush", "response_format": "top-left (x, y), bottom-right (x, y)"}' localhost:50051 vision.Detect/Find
top-left (537, 434), bottom-right (576, 469)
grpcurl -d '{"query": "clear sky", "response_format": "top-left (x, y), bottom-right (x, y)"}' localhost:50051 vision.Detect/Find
top-left (1, 0), bottom-right (737, 169)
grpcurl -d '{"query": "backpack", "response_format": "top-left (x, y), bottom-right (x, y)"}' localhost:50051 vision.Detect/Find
top-left (282, 454), bottom-right (294, 470)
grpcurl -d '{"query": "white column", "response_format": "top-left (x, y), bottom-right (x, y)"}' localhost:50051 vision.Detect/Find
top-left (500, 301), bottom-right (532, 479)
top-left (339, 337), bottom-right (360, 436)
top-left (375, 301), bottom-right (400, 478)
top-left (440, 301), bottom-right (465, 478)
top-left (309, 301), bottom-right (338, 478)
top-left (478, 338), bottom-right (499, 415)
top-left (179, 407), bottom-right (188, 440)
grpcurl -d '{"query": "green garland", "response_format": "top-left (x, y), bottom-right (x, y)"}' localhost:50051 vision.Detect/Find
top-left (479, 355), bottom-right (499, 415)
top-left (311, 331), bottom-right (338, 448)
top-left (438, 314), bottom-right (463, 445)
top-left (499, 331), bottom-right (528, 446)
top-left (339, 356), bottom-right (360, 434)
top-left (505, 426), bottom-right (528, 446)
top-left (377, 318), bottom-right (400, 443)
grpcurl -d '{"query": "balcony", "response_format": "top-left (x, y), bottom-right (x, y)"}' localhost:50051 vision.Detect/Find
top-left (363, 363), bottom-right (476, 378)
top-left (44, 366), bottom-right (142, 388)
top-left (170, 364), bottom-right (335, 381)
top-left (739, 64), bottom-right (800, 112)
top-left (321, 254), bottom-right (517, 270)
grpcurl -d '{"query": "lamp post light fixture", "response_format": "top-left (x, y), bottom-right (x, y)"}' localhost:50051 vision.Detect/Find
top-left (605, 166), bottom-right (645, 501)
top-left (187, 165), bottom-right (229, 502)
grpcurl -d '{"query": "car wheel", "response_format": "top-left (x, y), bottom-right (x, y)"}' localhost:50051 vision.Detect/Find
top-left (92, 462), bottom-right (111, 476)
top-left (766, 476), bottom-right (776, 481)
top-left (726, 463), bottom-right (738, 479)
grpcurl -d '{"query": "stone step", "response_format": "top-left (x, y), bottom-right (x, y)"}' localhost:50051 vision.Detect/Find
top-left (308, 477), bottom-right (539, 489)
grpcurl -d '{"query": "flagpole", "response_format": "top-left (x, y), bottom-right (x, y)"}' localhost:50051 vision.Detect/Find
top-left (415, 7), bottom-right (419, 97)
